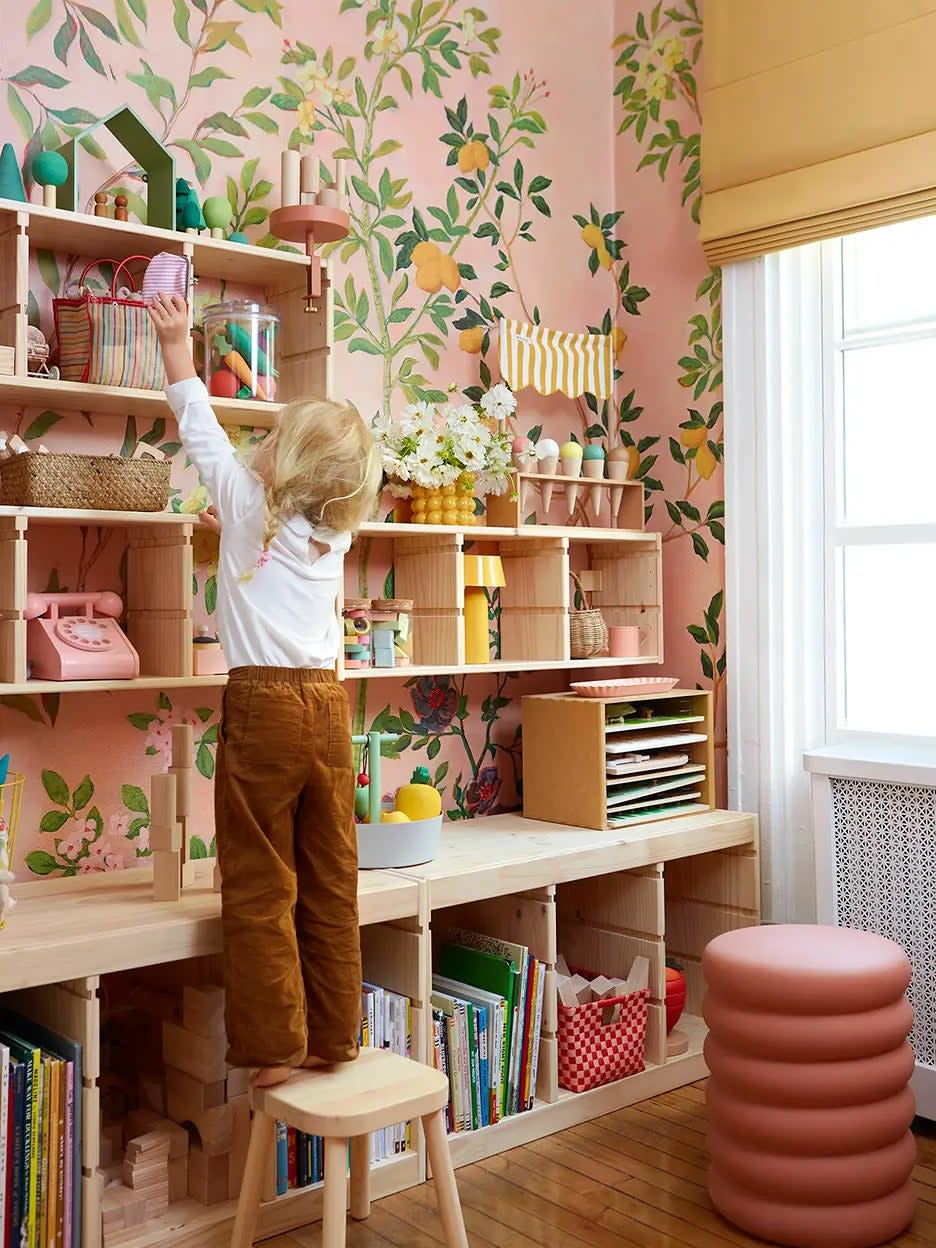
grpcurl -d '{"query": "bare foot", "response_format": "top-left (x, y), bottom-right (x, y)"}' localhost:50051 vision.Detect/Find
top-left (251, 1065), bottom-right (293, 1088)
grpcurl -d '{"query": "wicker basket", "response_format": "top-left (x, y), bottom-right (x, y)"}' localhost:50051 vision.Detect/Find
top-left (569, 572), bottom-right (608, 659)
top-left (0, 453), bottom-right (170, 512)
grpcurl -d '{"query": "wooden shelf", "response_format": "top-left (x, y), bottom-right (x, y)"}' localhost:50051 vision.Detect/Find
top-left (0, 505), bottom-right (196, 527)
top-left (358, 521), bottom-right (657, 544)
top-left (446, 1013), bottom-right (707, 1169)
top-left (0, 198), bottom-right (311, 286)
top-left (352, 656), bottom-right (655, 681)
top-left (0, 675), bottom-right (226, 695)
top-left (391, 809), bottom-right (756, 908)
top-left (0, 374), bottom-right (281, 429)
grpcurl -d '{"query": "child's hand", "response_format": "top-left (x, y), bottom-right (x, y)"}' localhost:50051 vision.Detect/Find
top-left (147, 292), bottom-right (189, 347)
top-left (199, 506), bottom-right (222, 536)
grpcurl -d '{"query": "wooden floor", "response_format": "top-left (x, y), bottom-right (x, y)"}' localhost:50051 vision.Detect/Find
top-left (266, 1081), bottom-right (936, 1247)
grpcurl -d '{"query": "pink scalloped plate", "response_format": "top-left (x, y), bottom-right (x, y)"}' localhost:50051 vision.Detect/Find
top-left (570, 677), bottom-right (680, 698)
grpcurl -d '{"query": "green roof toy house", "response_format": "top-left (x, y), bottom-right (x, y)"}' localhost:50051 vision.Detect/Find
top-left (55, 106), bottom-right (175, 229)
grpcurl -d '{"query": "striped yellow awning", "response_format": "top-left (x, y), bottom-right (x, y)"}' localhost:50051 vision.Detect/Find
top-left (498, 318), bottom-right (614, 400)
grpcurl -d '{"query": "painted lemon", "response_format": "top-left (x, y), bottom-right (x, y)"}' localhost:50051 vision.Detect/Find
top-left (680, 426), bottom-right (707, 449)
top-left (381, 810), bottom-right (411, 823)
top-left (459, 326), bottom-right (484, 354)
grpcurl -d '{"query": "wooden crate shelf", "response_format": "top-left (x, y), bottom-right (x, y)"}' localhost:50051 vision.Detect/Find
top-left (521, 690), bottom-right (714, 831)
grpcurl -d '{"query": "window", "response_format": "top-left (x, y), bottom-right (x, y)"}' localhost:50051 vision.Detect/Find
top-left (823, 221), bottom-right (936, 740)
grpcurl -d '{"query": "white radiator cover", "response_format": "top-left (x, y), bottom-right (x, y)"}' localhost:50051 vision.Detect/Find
top-left (811, 761), bottom-right (936, 1119)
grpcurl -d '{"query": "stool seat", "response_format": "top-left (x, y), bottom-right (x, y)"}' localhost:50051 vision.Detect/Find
top-left (232, 1049), bottom-right (467, 1248)
top-left (254, 1048), bottom-right (450, 1136)
top-left (703, 924), bottom-right (911, 1014)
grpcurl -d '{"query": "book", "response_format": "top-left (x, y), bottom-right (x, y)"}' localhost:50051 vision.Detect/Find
top-left (37, 1058), bottom-right (49, 1248)
top-left (275, 1121), bottom-right (288, 1197)
top-left (0, 1032), bottom-right (41, 1248)
top-left (287, 1128), bottom-right (296, 1190)
top-left (0, 1011), bottom-right (82, 1248)
top-left (55, 1063), bottom-right (67, 1248)
top-left (527, 960), bottom-right (547, 1111)
top-left (0, 1044), bottom-right (8, 1248)
top-left (8, 1059), bottom-right (24, 1248)
top-left (432, 976), bottom-right (499, 1128)
top-left (440, 934), bottom-right (520, 1120)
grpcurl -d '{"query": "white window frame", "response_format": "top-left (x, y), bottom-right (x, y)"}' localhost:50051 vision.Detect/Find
top-left (820, 241), bottom-right (936, 749)
top-left (725, 236), bottom-right (936, 923)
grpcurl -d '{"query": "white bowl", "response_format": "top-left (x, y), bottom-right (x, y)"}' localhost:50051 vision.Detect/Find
top-left (356, 813), bottom-right (443, 869)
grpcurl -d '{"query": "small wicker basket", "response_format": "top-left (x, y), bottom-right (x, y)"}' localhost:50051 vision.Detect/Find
top-left (0, 453), bottom-right (170, 512)
top-left (569, 572), bottom-right (608, 659)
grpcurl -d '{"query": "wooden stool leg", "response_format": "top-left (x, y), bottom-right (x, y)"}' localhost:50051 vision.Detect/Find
top-left (349, 1133), bottom-right (371, 1219)
top-left (323, 1135), bottom-right (349, 1248)
top-left (231, 1109), bottom-right (275, 1248)
top-left (422, 1109), bottom-right (468, 1248)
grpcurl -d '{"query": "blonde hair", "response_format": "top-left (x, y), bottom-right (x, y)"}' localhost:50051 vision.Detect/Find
top-left (252, 397), bottom-right (381, 551)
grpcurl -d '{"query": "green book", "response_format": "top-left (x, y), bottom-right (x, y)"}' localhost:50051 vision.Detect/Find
top-left (1, 1031), bottom-right (41, 1248)
top-left (441, 933), bottom-right (522, 1120)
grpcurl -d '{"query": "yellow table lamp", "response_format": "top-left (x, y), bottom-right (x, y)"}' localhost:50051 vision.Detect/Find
top-left (463, 553), bottom-right (506, 665)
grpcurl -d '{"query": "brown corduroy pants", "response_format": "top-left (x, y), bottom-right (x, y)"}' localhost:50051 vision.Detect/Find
top-left (215, 666), bottom-right (361, 1068)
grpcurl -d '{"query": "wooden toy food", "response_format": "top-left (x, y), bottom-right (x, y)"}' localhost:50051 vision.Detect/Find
top-left (395, 766), bottom-right (443, 821)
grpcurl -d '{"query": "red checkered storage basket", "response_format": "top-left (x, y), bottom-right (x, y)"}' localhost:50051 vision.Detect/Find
top-left (53, 255), bottom-right (165, 390)
top-left (557, 986), bottom-right (649, 1093)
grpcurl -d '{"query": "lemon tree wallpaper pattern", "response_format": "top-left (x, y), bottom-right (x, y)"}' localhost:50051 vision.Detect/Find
top-left (0, 0), bottom-right (725, 876)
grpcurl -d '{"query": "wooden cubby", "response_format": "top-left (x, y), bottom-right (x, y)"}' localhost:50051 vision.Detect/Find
top-left (521, 689), bottom-right (714, 831)
top-left (346, 523), bottom-right (663, 679)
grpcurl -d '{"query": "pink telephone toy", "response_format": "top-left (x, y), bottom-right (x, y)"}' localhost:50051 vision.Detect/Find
top-left (24, 592), bottom-right (140, 681)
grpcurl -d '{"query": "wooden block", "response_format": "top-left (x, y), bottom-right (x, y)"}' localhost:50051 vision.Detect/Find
top-left (192, 1102), bottom-right (234, 1157)
top-left (166, 1065), bottom-right (226, 1119)
top-left (124, 1110), bottom-right (188, 1160)
top-left (189, 1144), bottom-right (228, 1183)
top-left (555, 953), bottom-right (571, 978)
top-left (626, 955), bottom-right (650, 991)
top-left (171, 723), bottom-right (193, 769)
top-left (168, 1156), bottom-right (188, 1203)
top-left (152, 850), bottom-right (181, 902)
top-left (227, 1093), bottom-right (250, 1199)
top-left (163, 1021), bottom-right (227, 1084)
top-left (150, 773), bottom-right (177, 838)
top-left (150, 819), bottom-right (182, 854)
top-left (569, 974), bottom-right (593, 1004)
top-left (138, 1071), bottom-right (166, 1117)
top-left (169, 765), bottom-right (192, 818)
top-left (125, 1131), bottom-right (171, 1160)
top-left (183, 984), bottom-right (226, 1038)
top-left (226, 1067), bottom-right (250, 1098)
top-left (102, 1121), bottom-right (123, 1152)
top-left (98, 1162), bottom-right (124, 1185)
top-left (554, 974), bottom-right (578, 1008)
top-left (188, 1166), bottom-right (228, 1206)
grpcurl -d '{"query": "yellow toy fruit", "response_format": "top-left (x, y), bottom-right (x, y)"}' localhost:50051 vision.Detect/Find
top-left (411, 497), bottom-right (427, 514)
top-left (395, 767), bottom-right (443, 821)
top-left (426, 511), bottom-right (443, 526)
top-left (441, 509), bottom-right (459, 526)
top-left (412, 241), bottom-right (439, 266)
top-left (381, 810), bottom-right (411, 823)
top-left (411, 512), bottom-right (427, 524)
top-left (441, 483), bottom-right (457, 498)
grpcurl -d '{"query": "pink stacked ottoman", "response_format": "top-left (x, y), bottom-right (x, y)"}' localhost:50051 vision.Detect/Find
top-left (703, 925), bottom-right (917, 1248)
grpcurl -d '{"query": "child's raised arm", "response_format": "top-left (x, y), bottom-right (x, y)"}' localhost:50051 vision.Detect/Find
top-left (148, 294), bottom-right (257, 523)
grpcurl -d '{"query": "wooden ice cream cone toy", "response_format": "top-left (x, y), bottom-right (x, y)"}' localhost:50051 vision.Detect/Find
top-left (559, 441), bottom-right (583, 516)
top-left (536, 438), bottom-right (559, 510)
top-left (607, 446), bottom-right (632, 525)
top-left (582, 444), bottom-right (606, 519)
top-left (511, 436), bottom-right (536, 514)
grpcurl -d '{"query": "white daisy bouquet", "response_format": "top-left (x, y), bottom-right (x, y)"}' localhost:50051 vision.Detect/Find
top-left (372, 384), bottom-right (516, 498)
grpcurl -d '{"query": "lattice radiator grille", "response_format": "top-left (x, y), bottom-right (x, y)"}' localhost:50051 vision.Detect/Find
top-left (831, 777), bottom-right (936, 1068)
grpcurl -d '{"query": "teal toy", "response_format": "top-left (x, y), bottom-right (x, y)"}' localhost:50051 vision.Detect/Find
top-left (0, 144), bottom-right (26, 203)
top-left (0, 754), bottom-right (9, 786)
top-left (181, 197), bottom-right (203, 233)
top-left (226, 320), bottom-right (273, 376)
top-left (30, 151), bottom-right (68, 208)
top-left (228, 231), bottom-right (249, 244)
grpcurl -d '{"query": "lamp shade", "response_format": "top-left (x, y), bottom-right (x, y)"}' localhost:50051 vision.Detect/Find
top-left (463, 554), bottom-right (506, 589)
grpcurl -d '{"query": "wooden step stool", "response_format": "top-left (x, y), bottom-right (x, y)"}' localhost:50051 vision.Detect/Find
top-left (231, 1048), bottom-right (468, 1248)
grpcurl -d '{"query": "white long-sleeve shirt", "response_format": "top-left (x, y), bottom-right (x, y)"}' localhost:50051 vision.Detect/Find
top-left (166, 377), bottom-right (351, 670)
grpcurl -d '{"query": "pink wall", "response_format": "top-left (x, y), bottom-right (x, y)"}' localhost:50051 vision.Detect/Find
top-left (0, 0), bottom-right (723, 878)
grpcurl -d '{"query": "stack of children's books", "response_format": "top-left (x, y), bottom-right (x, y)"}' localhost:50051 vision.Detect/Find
top-left (273, 983), bottom-right (414, 1194)
top-left (0, 1009), bottom-right (83, 1248)
top-left (430, 929), bottom-right (546, 1134)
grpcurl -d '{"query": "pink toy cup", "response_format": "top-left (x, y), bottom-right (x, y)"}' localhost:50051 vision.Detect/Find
top-left (608, 625), bottom-right (647, 658)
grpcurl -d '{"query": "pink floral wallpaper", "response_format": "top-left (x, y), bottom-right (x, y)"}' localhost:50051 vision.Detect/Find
top-left (0, 0), bottom-right (723, 878)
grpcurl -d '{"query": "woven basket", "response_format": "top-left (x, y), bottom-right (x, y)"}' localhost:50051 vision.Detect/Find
top-left (0, 453), bottom-right (171, 512)
top-left (569, 572), bottom-right (608, 659)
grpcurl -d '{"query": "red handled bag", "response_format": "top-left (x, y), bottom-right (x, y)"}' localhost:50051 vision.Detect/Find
top-left (557, 985), bottom-right (649, 1093)
top-left (53, 255), bottom-right (165, 390)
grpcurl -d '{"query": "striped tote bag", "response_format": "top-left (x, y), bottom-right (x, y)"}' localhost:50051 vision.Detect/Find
top-left (499, 317), bottom-right (615, 400)
top-left (53, 255), bottom-right (165, 390)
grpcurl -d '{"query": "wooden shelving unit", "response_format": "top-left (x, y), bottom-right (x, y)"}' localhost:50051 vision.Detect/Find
top-left (521, 689), bottom-right (715, 830)
top-left (0, 810), bottom-right (758, 1247)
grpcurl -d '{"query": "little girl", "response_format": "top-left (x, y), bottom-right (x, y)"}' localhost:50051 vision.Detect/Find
top-left (148, 292), bottom-right (381, 1088)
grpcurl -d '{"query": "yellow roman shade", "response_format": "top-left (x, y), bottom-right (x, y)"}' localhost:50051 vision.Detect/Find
top-left (701, 1), bottom-right (936, 264)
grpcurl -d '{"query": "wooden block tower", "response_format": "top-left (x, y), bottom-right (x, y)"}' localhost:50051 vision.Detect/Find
top-left (150, 724), bottom-right (220, 900)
